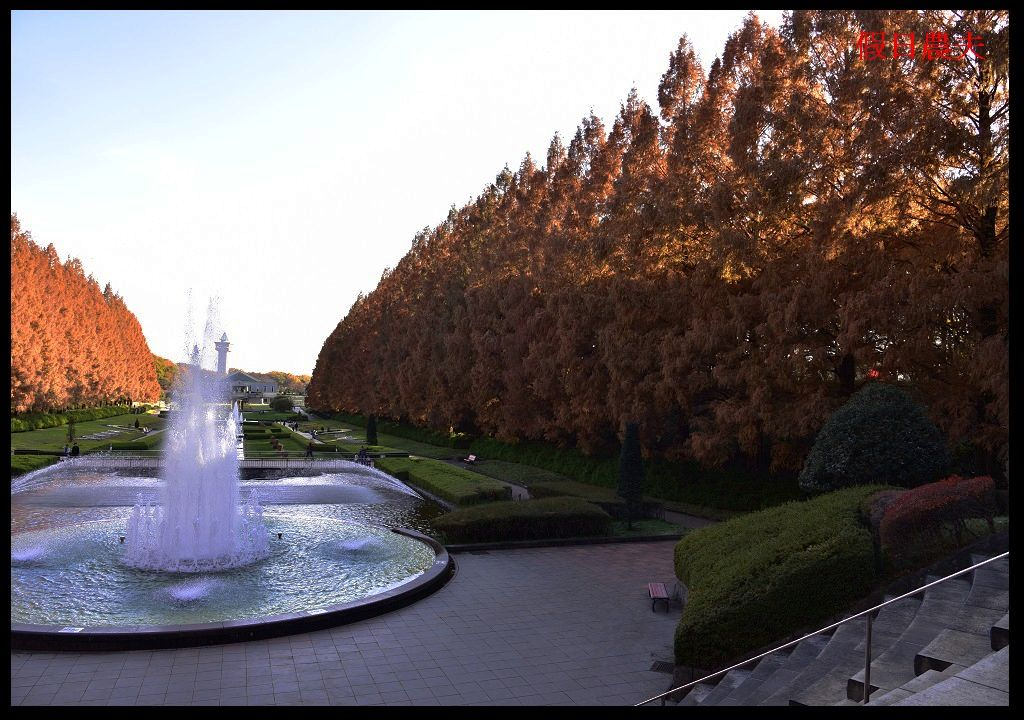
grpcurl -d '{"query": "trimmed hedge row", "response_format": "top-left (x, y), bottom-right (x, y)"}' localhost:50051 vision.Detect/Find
top-left (11, 405), bottom-right (132, 433)
top-left (672, 485), bottom-right (890, 668)
top-left (376, 457), bottom-right (509, 506)
top-left (433, 497), bottom-right (613, 543)
top-left (880, 475), bottom-right (996, 562)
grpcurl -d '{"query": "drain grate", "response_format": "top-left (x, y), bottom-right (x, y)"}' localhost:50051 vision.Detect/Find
top-left (650, 660), bottom-right (675, 674)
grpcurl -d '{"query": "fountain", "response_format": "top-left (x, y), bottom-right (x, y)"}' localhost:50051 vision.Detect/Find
top-left (11, 307), bottom-right (453, 650)
top-left (123, 342), bottom-right (268, 572)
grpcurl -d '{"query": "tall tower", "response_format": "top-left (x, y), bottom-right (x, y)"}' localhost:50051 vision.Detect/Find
top-left (215, 332), bottom-right (230, 376)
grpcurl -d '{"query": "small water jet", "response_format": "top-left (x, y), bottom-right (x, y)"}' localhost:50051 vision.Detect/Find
top-left (165, 578), bottom-right (222, 605)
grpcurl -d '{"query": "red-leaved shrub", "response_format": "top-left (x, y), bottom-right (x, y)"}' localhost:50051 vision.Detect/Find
top-left (879, 476), bottom-right (997, 562)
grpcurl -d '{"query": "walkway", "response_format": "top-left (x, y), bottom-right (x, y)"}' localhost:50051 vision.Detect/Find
top-left (11, 541), bottom-right (680, 706)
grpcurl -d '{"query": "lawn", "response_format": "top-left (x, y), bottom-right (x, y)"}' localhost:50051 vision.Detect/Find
top-left (376, 456), bottom-right (509, 506)
top-left (10, 412), bottom-right (167, 454)
top-left (302, 419), bottom-right (452, 459)
top-left (11, 454), bottom-right (59, 476)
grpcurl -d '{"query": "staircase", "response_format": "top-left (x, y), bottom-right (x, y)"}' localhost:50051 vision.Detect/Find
top-left (664, 554), bottom-right (1009, 707)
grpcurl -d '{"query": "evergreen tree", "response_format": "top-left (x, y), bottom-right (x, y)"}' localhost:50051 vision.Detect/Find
top-left (366, 414), bottom-right (378, 446)
top-left (617, 422), bottom-right (645, 530)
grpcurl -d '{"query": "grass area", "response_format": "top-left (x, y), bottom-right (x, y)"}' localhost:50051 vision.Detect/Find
top-left (467, 459), bottom-right (579, 487)
top-left (10, 412), bottom-right (166, 455)
top-left (11, 455), bottom-right (59, 477)
top-left (303, 416), bottom-right (453, 459)
top-left (243, 435), bottom-right (308, 454)
top-left (376, 456), bottom-right (509, 506)
top-left (611, 518), bottom-right (686, 537)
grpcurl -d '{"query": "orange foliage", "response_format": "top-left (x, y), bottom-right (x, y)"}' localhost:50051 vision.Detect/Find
top-left (308, 11), bottom-right (1007, 478)
top-left (11, 215), bottom-right (161, 413)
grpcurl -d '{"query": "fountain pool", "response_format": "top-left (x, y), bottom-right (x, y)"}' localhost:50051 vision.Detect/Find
top-left (10, 315), bottom-right (451, 650)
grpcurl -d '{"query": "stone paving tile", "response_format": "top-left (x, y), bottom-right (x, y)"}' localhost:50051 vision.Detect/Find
top-left (11, 541), bottom-right (679, 707)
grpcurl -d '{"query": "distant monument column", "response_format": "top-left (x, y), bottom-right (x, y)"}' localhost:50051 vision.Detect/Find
top-left (215, 333), bottom-right (230, 376)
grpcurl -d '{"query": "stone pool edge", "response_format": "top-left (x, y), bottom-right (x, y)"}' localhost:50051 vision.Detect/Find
top-left (10, 528), bottom-right (454, 652)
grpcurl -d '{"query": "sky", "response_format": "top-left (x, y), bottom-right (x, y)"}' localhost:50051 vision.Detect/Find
top-left (11, 10), bottom-right (785, 376)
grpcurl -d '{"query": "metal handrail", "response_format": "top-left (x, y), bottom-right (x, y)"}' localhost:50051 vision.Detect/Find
top-left (635, 551), bottom-right (1009, 706)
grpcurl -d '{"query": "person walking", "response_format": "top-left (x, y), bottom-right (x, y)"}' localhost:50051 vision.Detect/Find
top-left (70, 443), bottom-right (80, 457)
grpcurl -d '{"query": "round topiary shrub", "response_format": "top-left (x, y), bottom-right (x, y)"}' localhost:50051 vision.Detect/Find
top-left (270, 395), bottom-right (293, 412)
top-left (798, 383), bottom-right (949, 493)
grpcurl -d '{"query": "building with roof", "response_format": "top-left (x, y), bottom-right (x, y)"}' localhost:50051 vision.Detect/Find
top-left (224, 371), bottom-right (278, 402)
top-left (214, 333), bottom-right (278, 402)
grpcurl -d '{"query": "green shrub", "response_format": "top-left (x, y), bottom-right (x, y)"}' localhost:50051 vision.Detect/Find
top-left (798, 383), bottom-right (949, 493)
top-left (673, 485), bottom-right (889, 668)
top-left (270, 395), bottom-right (294, 412)
top-left (434, 497), bottom-right (612, 543)
top-left (10, 405), bottom-right (131, 433)
top-left (376, 457), bottom-right (509, 506)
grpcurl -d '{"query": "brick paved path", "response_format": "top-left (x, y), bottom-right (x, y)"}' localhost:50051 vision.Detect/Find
top-left (11, 540), bottom-right (680, 706)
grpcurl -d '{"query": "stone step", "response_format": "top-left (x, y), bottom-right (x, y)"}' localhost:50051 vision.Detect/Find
top-left (866, 666), bottom-right (962, 705)
top-left (738, 635), bottom-right (830, 706)
top-left (777, 594), bottom-right (921, 706)
top-left (893, 646), bottom-right (1009, 706)
top-left (990, 613), bottom-right (1009, 650)
top-left (845, 577), bottom-right (972, 700)
top-left (717, 652), bottom-right (787, 705)
top-left (697, 669), bottom-right (750, 704)
top-left (915, 628), bottom-right (996, 675)
top-left (969, 554), bottom-right (1009, 586)
top-left (675, 681), bottom-right (715, 706)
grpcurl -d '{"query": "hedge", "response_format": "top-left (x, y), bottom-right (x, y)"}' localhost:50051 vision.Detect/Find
top-left (880, 475), bottom-right (996, 564)
top-left (375, 457), bottom-right (509, 506)
top-left (11, 405), bottom-right (131, 433)
top-left (673, 485), bottom-right (890, 668)
top-left (433, 497), bottom-right (612, 543)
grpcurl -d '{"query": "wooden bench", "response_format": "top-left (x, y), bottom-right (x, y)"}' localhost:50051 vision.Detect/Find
top-left (649, 582), bottom-right (671, 612)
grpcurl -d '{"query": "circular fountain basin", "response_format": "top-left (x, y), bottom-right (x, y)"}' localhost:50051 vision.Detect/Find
top-left (11, 513), bottom-right (453, 651)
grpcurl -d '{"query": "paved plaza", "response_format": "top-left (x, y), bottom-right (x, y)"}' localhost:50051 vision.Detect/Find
top-left (11, 540), bottom-right (680, 706)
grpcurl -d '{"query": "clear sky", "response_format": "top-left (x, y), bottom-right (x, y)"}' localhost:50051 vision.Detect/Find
top-left (11, 10), bottom-right (785, 376)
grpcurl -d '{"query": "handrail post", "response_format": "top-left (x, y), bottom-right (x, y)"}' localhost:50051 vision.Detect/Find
top-left (862, 613), bottom-right (873, 704)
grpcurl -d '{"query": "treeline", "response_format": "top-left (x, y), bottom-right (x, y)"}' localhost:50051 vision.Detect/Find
top-left (230, 369), bottom-right (311, 395)
top-left (308, 10), bottom-right (1008, 478)
top-left (11, 215), bottom-right (162, 414)
top-left (152, 355), bottom-right (311, 399)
